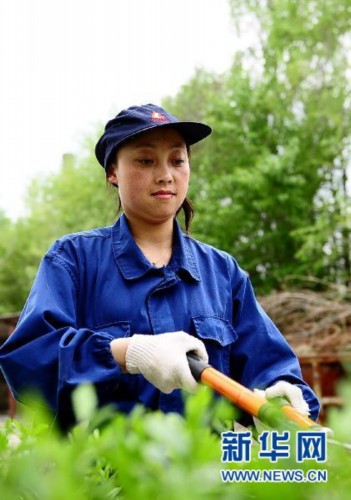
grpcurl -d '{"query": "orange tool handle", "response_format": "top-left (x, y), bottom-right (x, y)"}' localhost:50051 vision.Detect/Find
top-left (187, 353), bottom-right (320, 430)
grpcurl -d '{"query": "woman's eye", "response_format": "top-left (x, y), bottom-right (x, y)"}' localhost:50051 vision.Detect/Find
top-left (137, 159), bottom-right (154, 166)
top-left (172, 159), bottom-right (185, 166)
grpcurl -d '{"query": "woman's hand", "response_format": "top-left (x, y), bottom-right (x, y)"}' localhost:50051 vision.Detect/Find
top-left (255, 381), bottom-right (310, 416)
top-left (111, 331), bottom-right (208, 393)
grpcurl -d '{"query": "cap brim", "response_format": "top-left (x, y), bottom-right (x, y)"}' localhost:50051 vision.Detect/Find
top-left (116, 120), bottom-right (212, 147)
top-left (165, 121), bottom-right (212, 145)
top-left (95, 120), bottom-right (212, 169)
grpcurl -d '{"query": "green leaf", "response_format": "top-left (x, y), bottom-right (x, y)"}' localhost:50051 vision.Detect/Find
top-left (72, 384), bottom-right (98, 423)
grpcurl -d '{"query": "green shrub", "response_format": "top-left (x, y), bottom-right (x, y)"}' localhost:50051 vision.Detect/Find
top-left (0, 384), bottom-right (350, 499)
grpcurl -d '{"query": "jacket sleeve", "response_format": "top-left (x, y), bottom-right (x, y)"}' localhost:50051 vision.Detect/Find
top-left (227, 258), bottom-right (320, 421)
top-left (0, 250), bottom-right (125, 428)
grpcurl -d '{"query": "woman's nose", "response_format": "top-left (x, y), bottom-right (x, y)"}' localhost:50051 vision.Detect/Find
top-left (155, 161), bottom-right (173, 183)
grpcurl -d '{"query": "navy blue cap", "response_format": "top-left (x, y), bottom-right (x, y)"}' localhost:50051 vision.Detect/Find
top-left (95, 103), bottom-right (212, 170)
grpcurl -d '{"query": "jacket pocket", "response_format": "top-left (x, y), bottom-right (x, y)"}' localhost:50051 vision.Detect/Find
top-left (93, 320), bottom-right (132, 339)
top-left (192, 316), bottom-right (238, 375)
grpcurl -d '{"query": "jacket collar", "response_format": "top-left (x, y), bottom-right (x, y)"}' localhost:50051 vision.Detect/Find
top-left (111, 214), bottom-right (200, 282)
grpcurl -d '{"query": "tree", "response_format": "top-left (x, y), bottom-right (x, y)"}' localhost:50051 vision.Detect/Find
top-left (0, 138), bottom-right (118, 312)
top-left (164, 0), bottom-right (351, 292)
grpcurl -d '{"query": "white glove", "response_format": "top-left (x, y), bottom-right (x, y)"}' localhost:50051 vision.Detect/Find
top-left (254, 381), bottom-right (310, 416)
top-left (125, 331), bottom-right (208, 394)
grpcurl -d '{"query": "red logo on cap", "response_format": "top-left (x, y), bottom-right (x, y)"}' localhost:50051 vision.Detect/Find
top-left (151, 111), bottom-right (169, 123)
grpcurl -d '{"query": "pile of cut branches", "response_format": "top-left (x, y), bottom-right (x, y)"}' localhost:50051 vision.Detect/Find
top-left (259, 290), bottom-right (351, 355)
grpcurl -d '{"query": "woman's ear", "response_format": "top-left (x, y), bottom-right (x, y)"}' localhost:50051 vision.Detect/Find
top-left (106, 164), bottom-right (118, 188)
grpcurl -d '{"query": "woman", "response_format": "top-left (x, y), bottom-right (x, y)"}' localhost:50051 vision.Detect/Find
top-left (0, 104), bottom-right (319, 430)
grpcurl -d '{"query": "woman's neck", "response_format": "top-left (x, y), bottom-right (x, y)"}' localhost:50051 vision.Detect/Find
top-left (126, 215), bottom-right (174, 251)
top-left (127, 216), bottom-right (174, 268)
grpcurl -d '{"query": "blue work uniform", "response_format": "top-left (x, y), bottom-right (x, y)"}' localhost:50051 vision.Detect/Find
top-left (0, 214), bottom-right (319, 429)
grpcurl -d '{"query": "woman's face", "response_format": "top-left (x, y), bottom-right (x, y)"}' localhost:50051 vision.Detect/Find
top-left (108, 127), bottom-right (190, 226)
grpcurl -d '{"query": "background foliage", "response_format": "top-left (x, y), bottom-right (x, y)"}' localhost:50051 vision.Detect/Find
top-left (0, 0), bottom-right (351, 311)
top-left (165, 0), bottom-right (351, 292)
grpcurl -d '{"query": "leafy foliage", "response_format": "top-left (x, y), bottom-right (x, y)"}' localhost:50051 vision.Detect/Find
top-left (0, 143), bottom-right (118, 313)
top-left (1, 384), bottom-right (351, 499)
top-left (164, 0), bottom-right (351, 292)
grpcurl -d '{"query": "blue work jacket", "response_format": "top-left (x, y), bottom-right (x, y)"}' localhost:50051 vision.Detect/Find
top-left (0, 214), bottom-right (319, 428)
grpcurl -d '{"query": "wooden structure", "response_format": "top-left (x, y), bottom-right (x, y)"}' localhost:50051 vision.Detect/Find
top-left (0, 313), bottom-right (20, 417)
top-left (260, 290), bottom-right (351, 422)
top-left (299, 353), bottom-right (351, 420)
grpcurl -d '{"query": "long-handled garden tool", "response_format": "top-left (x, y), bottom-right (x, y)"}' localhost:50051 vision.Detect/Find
top-left (187, 352), bottom-right (351, 450)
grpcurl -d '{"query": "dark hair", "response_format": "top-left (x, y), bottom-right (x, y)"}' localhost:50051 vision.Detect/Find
top-left (106, 141), bottom-right (194, 233)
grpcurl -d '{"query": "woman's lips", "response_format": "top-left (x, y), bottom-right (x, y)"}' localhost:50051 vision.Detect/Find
top-left (151, 190), bottom-right (175, 199)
